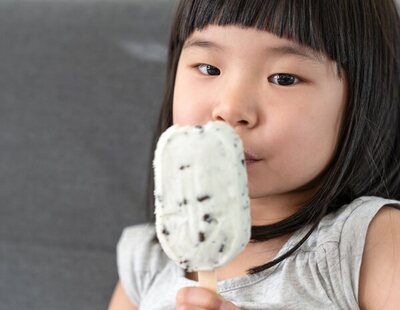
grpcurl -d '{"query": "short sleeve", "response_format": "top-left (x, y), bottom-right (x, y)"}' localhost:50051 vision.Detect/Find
top-left (116, 223), bottom-right (167, 306)
top-left (338, 196), bottom-right (400, 307)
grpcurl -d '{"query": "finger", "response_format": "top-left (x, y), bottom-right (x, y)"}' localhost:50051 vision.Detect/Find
top-left (176, 287), bottom-right (223, 309)
top-left (220, 300), bottom-right (239, 310)
top-left (176, 306), bottom-right (207, 310)
top-left (177, 300), bottom-right (238, 310)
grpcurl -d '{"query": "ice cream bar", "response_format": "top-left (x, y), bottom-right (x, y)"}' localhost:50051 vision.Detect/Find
top-left (153, 121), bottom-right (251, 272)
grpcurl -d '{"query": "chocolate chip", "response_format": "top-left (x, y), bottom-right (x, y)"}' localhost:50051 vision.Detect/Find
top-left (179, 198), bottom-right (188, 207)
top-left (162, 227), bottom-right (170, 236)
top-left (195, 125), bottom-right (204, 133)
top-left (219, 244), bottom-right (225, 253)
top-left (197, 195), bottom-right (210, 202)
top-left (203, 214), bottom-right (213, 223)
top-left (199, 232), bottom-right (205, 242)
top-left (179, 164), bottom-right (191, 170)
top-left (241, 159), bottom-right (245, 165)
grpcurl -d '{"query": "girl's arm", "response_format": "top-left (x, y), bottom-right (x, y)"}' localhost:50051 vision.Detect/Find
top-left (108, 281), bottom-right (137, 310)
top-left (359, 206), bottom-right (400, 309)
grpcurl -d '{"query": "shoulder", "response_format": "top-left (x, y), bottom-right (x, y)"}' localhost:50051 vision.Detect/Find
top-left (118, 223), bottom-right (156, 251)
top-left (359, 204), bottom-right (400, 309)
top-left (116, 223), bottom-right (170, 305)
top-left (117, 223), bottom-right (168, 273)
top-left (311, 196), bottom-right (398, 247)
top-left (300, 197), bottom-right (399, 308)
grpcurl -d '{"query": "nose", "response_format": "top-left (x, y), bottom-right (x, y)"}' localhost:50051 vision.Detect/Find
top-left (211, 79), bottom-right (258, 129)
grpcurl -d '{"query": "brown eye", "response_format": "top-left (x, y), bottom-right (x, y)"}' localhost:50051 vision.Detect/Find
top-left (269, 73), bottom-right (299, 86)
top-left (198, 64), bottom-right (221, 76)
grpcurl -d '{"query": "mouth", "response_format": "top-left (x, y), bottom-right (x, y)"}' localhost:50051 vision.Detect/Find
top-left (244, 151), bottom-right (262, 165)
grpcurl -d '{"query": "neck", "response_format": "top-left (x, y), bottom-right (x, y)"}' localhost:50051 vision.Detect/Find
top-left (250, 189), bottom-right (316, 226)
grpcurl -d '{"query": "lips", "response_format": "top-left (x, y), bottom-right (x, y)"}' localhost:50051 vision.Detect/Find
top-left (244, 150), bottom-right (262, 164)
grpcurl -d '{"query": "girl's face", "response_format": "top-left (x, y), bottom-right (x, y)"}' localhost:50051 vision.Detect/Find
top-left (173, 25), bottom-right (347, 205)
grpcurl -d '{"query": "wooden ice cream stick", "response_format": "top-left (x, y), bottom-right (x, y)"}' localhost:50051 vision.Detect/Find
top-left (198, 270), bottom-right (217, 292)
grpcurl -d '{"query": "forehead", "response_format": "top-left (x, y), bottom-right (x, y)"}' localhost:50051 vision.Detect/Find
top-left (183, 25), bottom-right (326, 64)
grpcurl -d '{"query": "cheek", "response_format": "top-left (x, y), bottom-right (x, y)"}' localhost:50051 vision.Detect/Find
top-left (172, 67), bottom-right (211, 125)
top-left (268, 105), bottom-right (342, 183)
top-left (172, 88), bottom-right (194, 125)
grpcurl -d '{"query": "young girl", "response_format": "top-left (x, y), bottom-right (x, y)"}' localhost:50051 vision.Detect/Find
top-left (109, 0), bottom-right (400, 309)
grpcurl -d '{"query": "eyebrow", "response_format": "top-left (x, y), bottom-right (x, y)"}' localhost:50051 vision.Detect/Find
top-left (183, 38), bottom-right (324, 64)
top-left (183, 39), bottom-right (224, 51)
top-left (269, 45), bottom-right (324, 64)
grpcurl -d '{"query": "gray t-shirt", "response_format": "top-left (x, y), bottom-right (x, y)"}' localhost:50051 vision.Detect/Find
top-left (116, 196), bottom-right (399, 309)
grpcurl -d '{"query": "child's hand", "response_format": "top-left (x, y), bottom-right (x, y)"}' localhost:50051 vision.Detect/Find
top-left (176, 287), bottom-right (239, 310)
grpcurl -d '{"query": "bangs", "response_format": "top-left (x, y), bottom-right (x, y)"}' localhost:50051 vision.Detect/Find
top-left (176, 0), bottom-right (354, 66)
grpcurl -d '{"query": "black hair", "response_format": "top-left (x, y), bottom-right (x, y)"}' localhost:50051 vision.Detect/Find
top-left (147, 0), bottom-right (400, 273)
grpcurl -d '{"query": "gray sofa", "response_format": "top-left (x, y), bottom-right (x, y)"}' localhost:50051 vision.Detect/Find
top-left (0, 0), bottom-right (174, 309)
